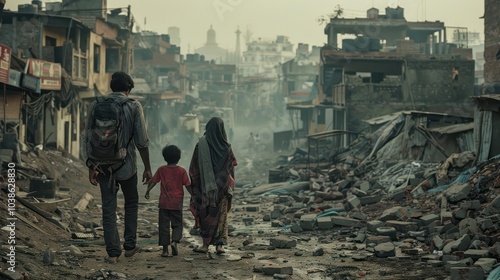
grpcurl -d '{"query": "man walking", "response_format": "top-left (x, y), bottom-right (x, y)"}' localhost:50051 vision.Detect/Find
top-left (85, 72), bottom-right (152, 264)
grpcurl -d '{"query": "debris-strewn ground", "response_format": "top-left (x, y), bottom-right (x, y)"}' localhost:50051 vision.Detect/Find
top-left (0, 130), bottom-right (499, 279)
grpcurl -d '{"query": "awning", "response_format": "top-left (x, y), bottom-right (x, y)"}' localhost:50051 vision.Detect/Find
top-left (102, 37), bottom-right (123, 47)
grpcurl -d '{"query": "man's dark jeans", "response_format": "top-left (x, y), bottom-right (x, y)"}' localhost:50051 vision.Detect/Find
top-left (98, 172), bottom-right (138, 257)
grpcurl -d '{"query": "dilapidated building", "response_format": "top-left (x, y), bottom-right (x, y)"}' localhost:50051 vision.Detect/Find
top-left (320, 6), bottom-right (475, 134)
top-left (484, 0), bottom-right (500, 93)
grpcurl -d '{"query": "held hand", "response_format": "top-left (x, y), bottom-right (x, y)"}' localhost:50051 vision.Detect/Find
top-left (89, 169), bottom-right (99, 186)
top-left (142, 169), bottom-right (152, 184)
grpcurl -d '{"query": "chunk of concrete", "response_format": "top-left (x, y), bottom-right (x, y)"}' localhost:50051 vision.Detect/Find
top-left (433, 235), bottom-right (445, 250)
top-left (367, 220), bottom-right (384, 232)
top-left (332, 216), bottom-right (362, 228)
top-left (443, 234), bottom-right (471, 254)
top-left (352, 188), bottom-right (367, 197)
top-left (420, 214), bottom-right (440, 226)
top-left (366, 236), bottom-right (392, 246)
top-left (384, 220), bottom-right (419, 233)
top-left (317, 217), bottom-right (333, 229)
top-left (491, 194), bottom-right (500, 210)
top-left (359, 194), bottom-right (382, 205)
top-left (344, 196), bottom-right (361, 211)
top-left (374, 243), bottom-right (396, 258)
top-left (262, 265), bottom-right (293, 276)
top-left (473, 258), bottom-right (497, 274)
top-left (464, 249), bottom-right (489, 261)
top-left (270, 237), bottom-right (297, 249)
top-left (299, 214), bottom-right (317, 231)
top-left (445, 183), bottom-right (471, 204)
top-left (380, 206), bottom-right (407, 222)
top-left (459, 218), bottom-right (481, 236)
top-left (450, 267), bottom-right (485, 280)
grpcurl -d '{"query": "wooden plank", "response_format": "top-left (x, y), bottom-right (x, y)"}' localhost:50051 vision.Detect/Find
top-left (14, 212), bottom-right (49, 235)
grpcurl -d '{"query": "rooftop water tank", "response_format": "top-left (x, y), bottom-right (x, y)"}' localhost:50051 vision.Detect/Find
top-left (18, 4), bottom-right (38, 13)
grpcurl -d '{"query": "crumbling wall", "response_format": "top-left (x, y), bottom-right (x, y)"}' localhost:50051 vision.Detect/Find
top-left (0, 19), bottom-right (42, 57)
top-left (484, 0), bottom-right (500, 88)
top-left (406, 60), bottom-right (474, 103)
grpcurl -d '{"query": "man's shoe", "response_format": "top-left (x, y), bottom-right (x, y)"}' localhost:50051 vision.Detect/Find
top-left (171, 242), bottom-right (178, 256)
top-left (124, 246), bottom-right (141, 257)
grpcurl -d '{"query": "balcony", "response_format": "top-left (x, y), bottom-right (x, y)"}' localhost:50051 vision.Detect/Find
top-left (52, 43), bottom-right (89, 87)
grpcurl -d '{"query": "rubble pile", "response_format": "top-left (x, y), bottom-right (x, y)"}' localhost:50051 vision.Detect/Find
top-left (233, 151), bottom-right (500, 279)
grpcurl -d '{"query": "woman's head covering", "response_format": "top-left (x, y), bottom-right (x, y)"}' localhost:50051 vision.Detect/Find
top-left (205, 117), bottom-right (230, 171)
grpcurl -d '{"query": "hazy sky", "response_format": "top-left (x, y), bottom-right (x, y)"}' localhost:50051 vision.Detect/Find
top-left (5, 0), bottom-right (485, 52)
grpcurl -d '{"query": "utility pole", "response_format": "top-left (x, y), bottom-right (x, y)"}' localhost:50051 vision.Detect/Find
top-left (124, 5), bottom-right (132, 72)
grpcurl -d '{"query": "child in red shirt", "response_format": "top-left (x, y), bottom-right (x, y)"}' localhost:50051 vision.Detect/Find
top-left (145, 145), bottom-right (191, 257)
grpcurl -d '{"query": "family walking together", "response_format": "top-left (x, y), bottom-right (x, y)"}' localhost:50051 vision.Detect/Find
top-left (85, 72), bottom-right (237, 263)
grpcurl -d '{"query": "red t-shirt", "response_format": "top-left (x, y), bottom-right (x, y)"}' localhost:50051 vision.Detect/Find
top-left (150, 165), bottom-right (191, 210)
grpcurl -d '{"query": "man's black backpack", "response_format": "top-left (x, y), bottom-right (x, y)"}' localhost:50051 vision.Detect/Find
top-left (86, 96), bottom-right (133, 171)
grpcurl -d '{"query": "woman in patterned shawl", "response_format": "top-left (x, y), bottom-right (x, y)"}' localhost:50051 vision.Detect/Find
top-left (189, 117), bottom-right (237, 254)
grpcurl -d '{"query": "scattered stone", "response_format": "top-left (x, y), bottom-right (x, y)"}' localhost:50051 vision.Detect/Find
top-left (313, 248), bottom-right (324, 256)
top-left (271, 220), bottom-right (284, 227)
top-left (420, 214), bottom-right (440, 226)
top-left (43, 249), bottom-right (55, 265)
top-left (57, 245), bottom-right (83, 255)
top-left (354, 232), bottom-right (366, 243)
top-left (463, 249), bottom-right (489, 261)
top-left (317, 217), bottom-right (333, 229)
top-left (299, 214), bottom-right (317, 231)
top-left (376, 227), bottom-right (397, 241)
top-left (459, 218), bottom-right (481, 236)
top-left (290, 224), bottom-right (303, 233)
top-left (445, 183), bottom-right (471, 204)
top-left (345, 196), bottom-right (361, 211)
top-left (0, 270), bottom-right (23, 280)
top-left (270, 237), bottom-right (297, 249)
top-left (385, 220), bottom-right (419, 233)
top-left (449, 267), bottom-right (484, 280)
top-left (352, 211), bottom-right (367, 221)
top-left (332, 216), bottom-right (362, 227)
top-left (359, 194), bottom-right (383, 205)
top-left (294, 251), bottom-right (303, 256)
top-left (366, 236), bottom-right (392, 246)
top-left (262, 265), bottom-right (293, 276)
top-left (473, 258), bottom-right (497, 273)
top-left (367, 220), bottom-right (384, 232)
top-left (271, 210), bottom-right (283, 219)
top-left (374, 243), bottom-right (396, 258)
top-left (380, 207), bottom-right (407, 222)
top-left (246, 206), bottom-right (260, 212)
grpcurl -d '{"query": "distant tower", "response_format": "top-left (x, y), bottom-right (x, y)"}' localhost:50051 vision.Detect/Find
top-left (244, 27), bottom-right (253, 44)
top-left (168, 26), bottom-right (181, 46)
top-left (234, 27), bottom-right (242, 65)
top-left (207, 25), bottom-right (217, 45)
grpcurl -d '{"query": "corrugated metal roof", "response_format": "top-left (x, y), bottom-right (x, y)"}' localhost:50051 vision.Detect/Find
top-left (364, 110), bottom-right (471, 125)
top-left (428, 122), bottom-right (474, 134)
top-left (472, 94), bottom-right (500, 102)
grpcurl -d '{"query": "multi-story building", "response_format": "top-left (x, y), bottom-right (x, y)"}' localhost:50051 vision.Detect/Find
top-left (133, 31), bottom-right (186, 145)
top-left (0, 0), bottom-right (134, 159)
top-left (320, 6), bottom-right (475, 137)
top-left (240, 35), bottom-right (295, 77)
top-left (484, 0), bottom-right (500, 93)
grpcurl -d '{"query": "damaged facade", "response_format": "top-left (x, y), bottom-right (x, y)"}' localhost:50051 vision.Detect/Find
top-left (0, 0), bottom-right (134, 159)
top-left (321, 7), bottom-right (475, 135)
top-left (483, 0), bottom-right (500, 94)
